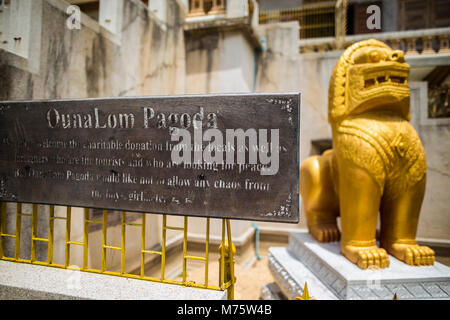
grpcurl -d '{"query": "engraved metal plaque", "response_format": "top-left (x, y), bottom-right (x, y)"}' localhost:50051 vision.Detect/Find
top-left (0, 93), bottom-right (300, 222)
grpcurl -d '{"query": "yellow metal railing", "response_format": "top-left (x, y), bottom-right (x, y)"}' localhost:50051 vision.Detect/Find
top-left (259, 1), bottom-right (337, 39)
top-left (0, 202), bottom-right (236, 299)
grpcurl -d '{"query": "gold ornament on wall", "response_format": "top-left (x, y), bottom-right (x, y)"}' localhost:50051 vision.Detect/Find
top-left (300, 39), bottom-right (435, 269)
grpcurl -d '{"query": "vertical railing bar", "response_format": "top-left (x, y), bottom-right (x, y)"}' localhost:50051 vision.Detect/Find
top-left (182, 216), bottom-right (188, 283)
top-left (226, 219), bottom-right (235, 300)
top-left (14, 203), bottom-right (22, 260)
top-left (65, 206), bottom-right (71, 268)
top-left (0, 202), bottom-right (6, 258)
top-left (161, 215), bottom-right (167, 280)
top-left (205, 217), bottom-right (210, 287)
top-left (220, 219), bottom-right (225, 289)
top-left (120, 212), bottom-right (126, 274)
top-left (48, 205), bottom-right (54, 264)
top-left (140, 214), bottom-right (146, 277)
top-left (226, 220), bottom-right (233, 255)
top-left (102, 209), bottom-right (107, 272)
top-left (31, 204), bottom-right (37, 262)
top-left (82, 208), bottom-right (89, 270)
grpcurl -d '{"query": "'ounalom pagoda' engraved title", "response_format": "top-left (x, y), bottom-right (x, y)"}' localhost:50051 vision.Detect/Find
top-left (46, 107), bottom-right (218, 130)
top-left (0, 94), bottom-right (299, 222)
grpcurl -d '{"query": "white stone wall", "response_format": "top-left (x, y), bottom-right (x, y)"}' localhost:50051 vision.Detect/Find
top-left (186, 30), bottom-right (255, 94)
top-left (254, 21), bottom-right (332, 231)
top-left (409, 82), bottom-right (450, 242)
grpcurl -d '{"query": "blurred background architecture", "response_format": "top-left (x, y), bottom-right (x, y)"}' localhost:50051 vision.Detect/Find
top-left (0, 0), bottom-right (449, 299)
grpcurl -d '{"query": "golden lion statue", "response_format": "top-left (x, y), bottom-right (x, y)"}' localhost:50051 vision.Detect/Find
top-left (299, 39), bottom-right (435, 269)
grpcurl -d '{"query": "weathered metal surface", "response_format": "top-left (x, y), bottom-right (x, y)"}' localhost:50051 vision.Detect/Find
top-left (0, 93), bottom-right (300, 222)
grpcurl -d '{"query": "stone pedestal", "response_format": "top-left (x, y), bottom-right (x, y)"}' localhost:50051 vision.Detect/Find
top-left (266, 232), bottom-right (450, 300)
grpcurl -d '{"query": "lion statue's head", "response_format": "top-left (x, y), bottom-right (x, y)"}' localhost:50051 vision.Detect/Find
top-left (328, 39), bottom-right (411, 123)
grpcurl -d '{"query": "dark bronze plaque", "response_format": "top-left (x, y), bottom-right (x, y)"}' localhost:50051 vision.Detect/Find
top-left (0, 93), bottom-right (300, 223)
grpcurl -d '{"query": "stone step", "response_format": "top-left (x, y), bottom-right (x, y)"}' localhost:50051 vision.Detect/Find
top-left (268, 246), bottom-right (338, 300)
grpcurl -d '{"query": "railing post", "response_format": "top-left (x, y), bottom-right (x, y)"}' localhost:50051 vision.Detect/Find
top-left (14, 203), bottom-right (22, 260)
top-left (182, 216), bottom-right (188, 283)
top-left (388, 39), bottom-right (401, 50)
top-left (83, 208), bottom-right (89, 270)
top-left (204, 217), bottom-right (210, 287)
top-left (422, 36), bottom-right (435, 54)
top-left (101, 210), bottom-right (107, 272)
top-left (120, 212), bottom-right (126, 274)
top-left (140, 214), bottom-right (146, 277)
top-left (31, 204), bottom-right (37, 262)
top-left (218, 219), bottom-right (236, 300)
top-left (48, 205), bottom-right (54, 264)
top-left (65, 207), bottom-right (71, 268)
top-left (439, 34), bottom-right (450, 53)
top-left (405, 37), bottom-right (418, 55)
top-left (0, 203), bottom-right (5, 258)
top-left (161, 215), bottom-right (167, 280)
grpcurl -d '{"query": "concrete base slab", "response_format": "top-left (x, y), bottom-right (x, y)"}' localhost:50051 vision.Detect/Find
top-left (0, 260), bottom-right (226, 300)
top-left (266, 232), bottom-right (450, 300)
